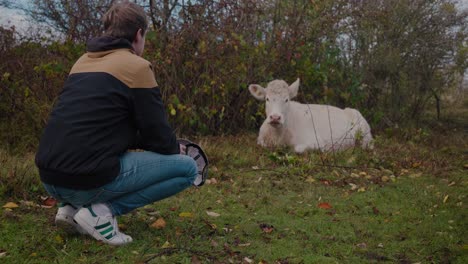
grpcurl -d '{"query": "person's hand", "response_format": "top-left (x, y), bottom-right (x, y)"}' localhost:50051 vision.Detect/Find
top-left (179, 143), bottom-right (187, 154)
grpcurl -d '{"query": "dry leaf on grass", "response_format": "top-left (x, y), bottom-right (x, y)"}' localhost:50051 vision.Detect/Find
top-left (150, 218), bottom-right (166, 229)
top-left (318, 202), bottom-right (332, 209)
top-left (259, 223), bottom-right (274, 233)
top-left (305, 176), bottom-right (316, 183)
top-left (161, 241), bottom-right (172, 248)
top-left (243, 257), bottom-right (253, 263)
top-left (2, 202), bottom-right (19, 209)
top-left (443, 195), bottom-right (449, 203)
top-left (40, 197), bottom-right (57, 208)
top-left (206, 211), bottom-right (220, 217)
top-left (179, 212), bottom-right (193, 218)
top-left (191, 255), bottom-right (202, 264)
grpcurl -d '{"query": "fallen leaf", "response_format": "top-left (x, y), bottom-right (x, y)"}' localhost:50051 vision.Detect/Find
top-left (222, 227), bottom-right (232, 233)
top-left (210, 240), bottom-right (219, 247)
top-left (161, 241), bottom-right (172, 248)
top-left (42, 197), bottom-right (57, 207)
top-left (206, 211), bottom-right (220, 217)
top-left (175, 226), bottom-right (183, 236)
top-left (382, 169), bottom-right (393, 175)
top-left (259, 223), bottom-right (274, 233)
top-left (0, 251), bottom-right (7, 258)
top-left (243, 257), bottom-right (253, 263)
top-left (208, 178), bottom-right (218, 184)
top-left (150, 218), bottom-right (166, 229)
top-left (179, 212), bottom-right (193, 218)
top-left (205, 221), bottom-right (217, 229)
top-left (238, 243), bottom-right (251, 247)
top-left (191, 255), bottom-right (202, 264)
top-left (373, 207), bottom-right (380, 215)
top-left (400, 169), bottom-right (409, 175)
top-left (305, 176), bottom-right (316, 183)
top-left (443, 195), bottom-right (449, 203)
top-left (356, 242), bottom-right (367, 248)
top-left (318, 202), bottom-right (332, 209)
top-left (409, 173), bottom-right (422, 178)
top-left (146, 211), bottom-right (159, 216)
top-left (252, 166), bottom-right (259, 170)
top-left (349, 183), bottom-right (358, 191)
top-left (2, 202), bottom-right (19, 209)
top-left (358, 187), bottom-right (366, 192)
top-left (350, 173), bottom-right (360, 178)
top-left (55, 235), bottom-right (64, 244)
top-left (320, 179), bottom-right (331, 185)
top-left (119, 223), bottom-right (128, 231)
top-left (381, 176), bottom-right (390, 182)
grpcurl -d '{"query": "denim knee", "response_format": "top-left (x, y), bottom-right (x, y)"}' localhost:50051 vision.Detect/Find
top-left (181, 154), bottom-right (198, 183)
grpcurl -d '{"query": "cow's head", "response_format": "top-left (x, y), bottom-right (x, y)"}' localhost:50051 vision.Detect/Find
top-left (249, 78), bottom-right (300, 127)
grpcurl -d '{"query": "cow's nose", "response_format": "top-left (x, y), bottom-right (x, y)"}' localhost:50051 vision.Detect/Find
top-left (270, 115), bottom-right (281, 122)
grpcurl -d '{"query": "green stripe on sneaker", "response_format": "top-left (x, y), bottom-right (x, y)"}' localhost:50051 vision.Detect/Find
top-left (95, 222), bottom-right (111, 230)
top-left (105, 233), bottom-right (114, 240)
top-left (87, 207), bottom-right (98, 217)
top-left (100, 226), bottom-right (113, 236)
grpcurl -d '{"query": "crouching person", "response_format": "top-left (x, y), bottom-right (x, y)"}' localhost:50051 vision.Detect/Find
top-left (35, 1), bottom-right (199, 246)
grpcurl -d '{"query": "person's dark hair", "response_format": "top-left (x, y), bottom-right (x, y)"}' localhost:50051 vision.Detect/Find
top-left (102, 1), bottom-right (148, 42)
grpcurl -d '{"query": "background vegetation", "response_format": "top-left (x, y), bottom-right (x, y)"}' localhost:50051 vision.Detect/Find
top-left (0, 0), bottom-right (466, 153)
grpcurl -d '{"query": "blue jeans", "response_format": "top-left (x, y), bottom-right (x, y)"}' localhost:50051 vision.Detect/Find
top-left (43, 151), bottom-right (198, 216)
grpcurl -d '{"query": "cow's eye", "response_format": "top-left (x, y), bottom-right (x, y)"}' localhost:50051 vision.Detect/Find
top-left (285, 98), bottom-right (289, 102)
top-left (266, 97), bottom-right (269, 101)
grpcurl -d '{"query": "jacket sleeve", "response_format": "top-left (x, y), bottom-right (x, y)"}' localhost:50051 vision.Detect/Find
top-left (130, 87), bottom-right (180, 155)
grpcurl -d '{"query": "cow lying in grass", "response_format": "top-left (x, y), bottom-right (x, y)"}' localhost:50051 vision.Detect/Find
top-left (249, 78), bottom-right (373, 153)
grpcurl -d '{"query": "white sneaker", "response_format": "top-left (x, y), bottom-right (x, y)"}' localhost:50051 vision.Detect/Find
top-left (73, 205), bottom-right (133, 246)
top-left (55, 204), bottom-right (87, 235)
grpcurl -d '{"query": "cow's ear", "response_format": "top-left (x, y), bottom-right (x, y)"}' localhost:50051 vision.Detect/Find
top-left (248, 84), bottom-right (266, 101)
top-left (288, 78), bottom-right (300, 98)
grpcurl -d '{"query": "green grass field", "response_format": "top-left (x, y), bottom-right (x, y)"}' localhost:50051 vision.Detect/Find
top-left (1, 113), bottom-right (467, 263)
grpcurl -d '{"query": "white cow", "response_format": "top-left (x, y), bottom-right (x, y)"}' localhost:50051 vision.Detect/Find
top-left (249, 78), bottom-right (373, 153)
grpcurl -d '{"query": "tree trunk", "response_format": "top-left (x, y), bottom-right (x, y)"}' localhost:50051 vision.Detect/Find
top-left (434, 93), bottom-right (440, 120)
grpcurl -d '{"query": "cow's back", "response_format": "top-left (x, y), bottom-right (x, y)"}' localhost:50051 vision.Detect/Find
top-left (287, 103), bottom-right (369, 150)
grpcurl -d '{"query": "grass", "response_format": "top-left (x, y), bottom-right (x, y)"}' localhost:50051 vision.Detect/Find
top-left (0, 112), bottom-right (467, 263)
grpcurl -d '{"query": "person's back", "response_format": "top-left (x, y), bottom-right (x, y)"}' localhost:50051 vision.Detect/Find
top-left (36, 36), bottom-right (177, 189)
top-left (35, 1), bottom-right (201, 246)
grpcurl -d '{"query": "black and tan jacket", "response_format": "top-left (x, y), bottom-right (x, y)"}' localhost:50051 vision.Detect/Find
top-left (35, 36), bottom-right (179, 190)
